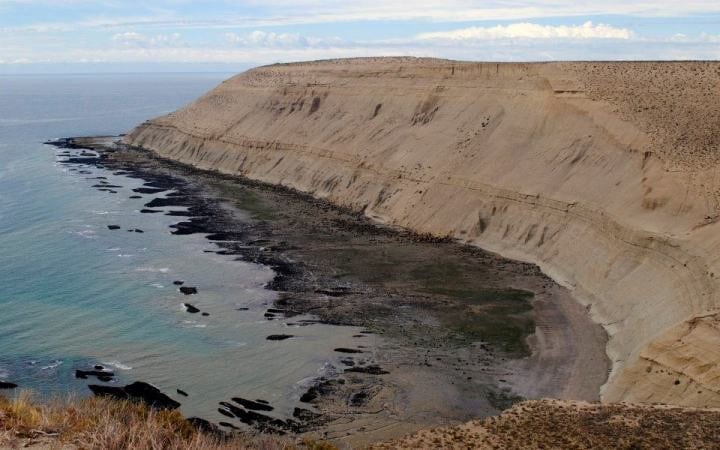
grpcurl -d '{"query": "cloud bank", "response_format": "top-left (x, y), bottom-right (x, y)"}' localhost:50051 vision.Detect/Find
top-left (1, 1), bottom-right (719, 68)
top-left (417, 22), bottom-right (633, 41)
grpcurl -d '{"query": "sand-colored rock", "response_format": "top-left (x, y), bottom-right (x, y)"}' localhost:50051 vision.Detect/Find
top-left (123, 57), bottom-right (720, 407)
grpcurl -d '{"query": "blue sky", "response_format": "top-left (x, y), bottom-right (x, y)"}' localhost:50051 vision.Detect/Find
top-left (1, 1), bottom-right (719, 72)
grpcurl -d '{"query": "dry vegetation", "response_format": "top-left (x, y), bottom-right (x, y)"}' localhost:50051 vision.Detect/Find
top-left (371, 399), bottom-right (720, 449)
top-left (6, 393), bottom-right (718, 449)
top-left (568, 62), bottom-right (720, 168)
top-left (0, 393), bottom-right (334, 450)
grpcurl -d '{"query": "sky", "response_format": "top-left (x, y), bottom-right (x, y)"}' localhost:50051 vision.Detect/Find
top-left (1, 1), bottom-right (719, 72)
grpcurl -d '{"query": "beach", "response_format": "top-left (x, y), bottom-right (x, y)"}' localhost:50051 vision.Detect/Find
top-left (51, 135), bottom-right (609, 445)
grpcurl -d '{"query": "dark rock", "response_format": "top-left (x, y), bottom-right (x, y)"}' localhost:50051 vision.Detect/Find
top-left (140, 209), bottom-right (162, 214)
top-left (218, 401), bottom-right (291, 433)
top-left (232, 397), bottom-right (274, 412)
top-left (75, 369), bottom-right (115, 380)
top-left (183, 303), bottom-right (200, 314)
top-left (219, 422), bottom-right (239, 430)
top-left (173, 280), bottom-right (185, 286)
top-left (107, 225), bottom-right (121, 230)
top-left (88, 384), bottom-right (128, 400)
top-left (266, 334), bottom-right (293, 341)
top-left (177, 389), bottom-right (189, 397)
top-left (201, 312), bottom-right (210, 317)
top-left (217, 408), bottom-right (235, 419)
top-left (165, 210), bottom-right (194, 217)
top-left (314, 288), bottom-right (353, 297)
top-left (293, 407), bottom-right (321, 422)
top-left (132, 187), bottom-right (166, 194)
top-left (334, 348), bottom-right (364, 354)
top-left (170, 217), bottom-right (210, 235)
top-left (145, 197), bottom-right (189, 208)
top-left (187, 417), bottom-right (220, 435)
top-left (133, 229), bottom-right (144, 233)
top-left (0, 381), bottom-right (18, 389)
top-left (286, 319), bottom-right (320, 327)
top-left (206, 232), bottom-right (244, 242)
top-left (349, 391), bottom-right (369, 407)
top-left (180, 286), bottom-right (198, 295)
top-left (236, 307), bottom-right (249, 311)
top-left (299, 379), bottom-right (339, 403)
top-left (344, 365), bottom-right (389, 375)
top-left (129, 195), bottom-right (143, 199)
top-left (88, 381), bottom-right (181, 410)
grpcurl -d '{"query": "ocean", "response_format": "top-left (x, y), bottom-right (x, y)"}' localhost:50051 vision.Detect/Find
top-left (0, 73), bottom-right (363, 422)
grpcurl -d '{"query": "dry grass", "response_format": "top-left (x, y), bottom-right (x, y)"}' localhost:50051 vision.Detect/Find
top-left (0, 392), bottom-right (310, 450)
top-left (371, 399), bottom-right (720, 449)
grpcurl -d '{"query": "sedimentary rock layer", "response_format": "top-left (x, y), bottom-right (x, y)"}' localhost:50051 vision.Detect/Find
top-left (124, 58), bottom-right (720, 407)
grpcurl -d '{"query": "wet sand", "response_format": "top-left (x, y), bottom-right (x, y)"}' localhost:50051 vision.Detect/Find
top-left (53, 136), bottom-right (609, 447)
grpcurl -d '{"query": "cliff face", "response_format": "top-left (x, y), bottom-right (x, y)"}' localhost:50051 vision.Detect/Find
top-left (124, 58), bottom-right (720, 407)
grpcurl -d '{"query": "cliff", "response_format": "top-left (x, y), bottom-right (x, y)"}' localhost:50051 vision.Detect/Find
top-left (124, 57), bottom-right (720, 407)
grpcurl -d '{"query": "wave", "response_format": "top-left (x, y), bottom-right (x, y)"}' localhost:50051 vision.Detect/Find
top-left (72, 230), bottom-right (96, 239)
top-left (136, 267), bottom-right (171, 273)
top-left (100, 360), bottom-right (132, 371)
top-left (40, 359), bottom-right (63, 371)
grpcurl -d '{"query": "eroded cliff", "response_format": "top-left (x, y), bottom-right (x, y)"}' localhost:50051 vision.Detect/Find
top-left (124, 58), bottom-right (720, 407)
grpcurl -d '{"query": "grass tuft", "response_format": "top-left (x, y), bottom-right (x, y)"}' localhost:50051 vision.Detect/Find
top-left (0, 392), bottom-right (330, 450)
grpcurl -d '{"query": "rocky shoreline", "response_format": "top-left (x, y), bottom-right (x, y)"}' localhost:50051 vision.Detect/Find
top-left (45, 136), bottom-right (608, 446)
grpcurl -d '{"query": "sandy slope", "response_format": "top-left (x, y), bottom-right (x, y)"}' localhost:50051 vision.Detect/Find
top-left (124, 58), bottom-right (720, 407)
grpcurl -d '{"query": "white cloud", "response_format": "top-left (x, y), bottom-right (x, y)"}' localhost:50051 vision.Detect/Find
top-left (700, 33), bottom-right (720, 43)
top-left (237, 1), bottom-right (720, 26)
top-left (5, 1), bottom-right (720, 34)
top-left (225, 30), bottom-right (309, 47)
top-left (231, 1), bottom-right (720, 24)
top-left (417, 21), bottom-right (633, 41)
top-left (3, 32), bottom-right (718, 66)
top-left (224, 30), bottom-right (343, 48)
top-left (669, 31), bottom-right (720, 43)
top-left (112, 31), bottom-right (183, 47)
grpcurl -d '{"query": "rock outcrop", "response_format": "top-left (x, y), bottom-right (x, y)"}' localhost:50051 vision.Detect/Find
top-left (124, 57), bottom-right (720, 407)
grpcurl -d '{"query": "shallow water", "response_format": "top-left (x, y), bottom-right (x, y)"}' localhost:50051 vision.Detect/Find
top-left (0, 74), bottom-right (366, 422)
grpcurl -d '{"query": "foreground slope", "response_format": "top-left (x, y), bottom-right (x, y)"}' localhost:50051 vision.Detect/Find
top-left (125, 58), bottom-right (720, 407)
top-left (370, 399), bottom-right (720, 449)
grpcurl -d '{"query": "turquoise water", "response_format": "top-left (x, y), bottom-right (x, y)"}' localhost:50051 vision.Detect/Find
top-left (0, 74), bottom-right (364, 422)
